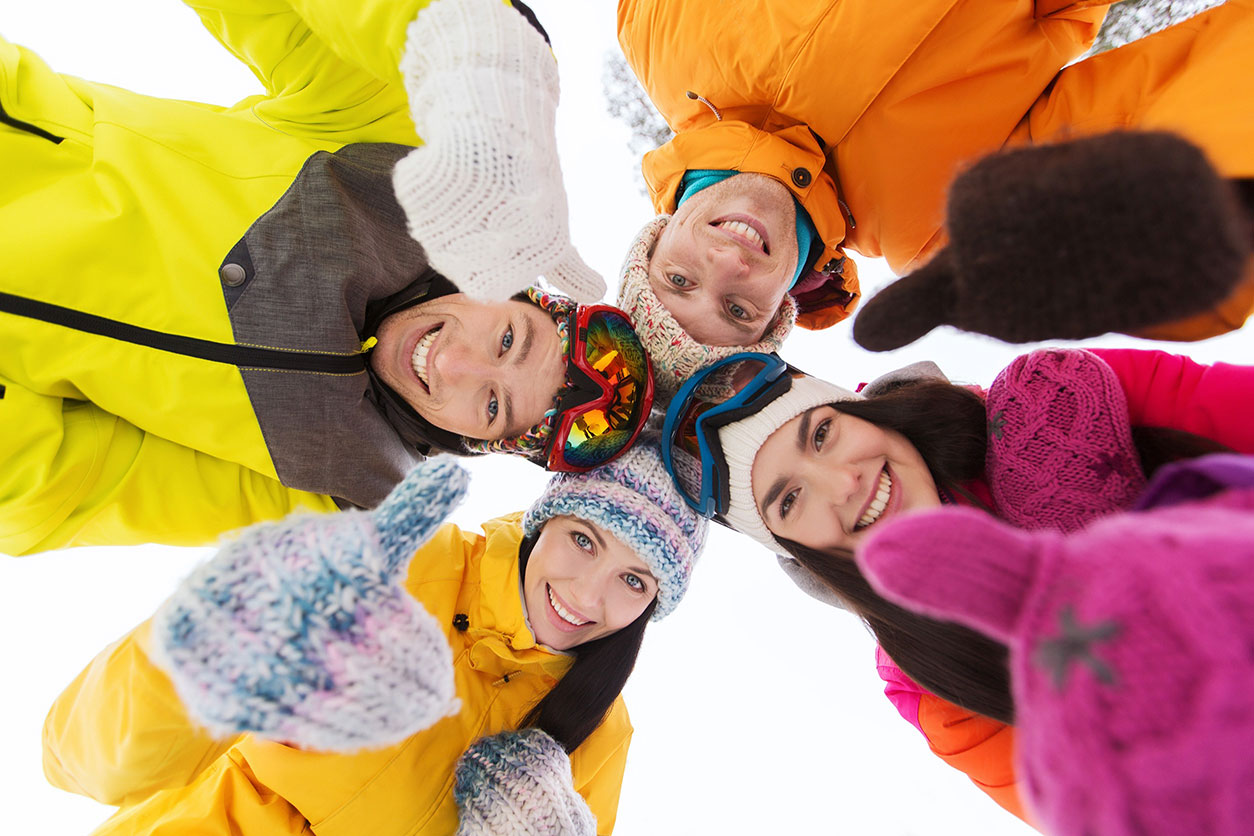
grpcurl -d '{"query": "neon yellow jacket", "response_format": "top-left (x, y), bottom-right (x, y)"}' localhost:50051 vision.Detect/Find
top-left (43, 515), bottom-right (632, 835)
top-left (0, 0), bottom-right (466, 555)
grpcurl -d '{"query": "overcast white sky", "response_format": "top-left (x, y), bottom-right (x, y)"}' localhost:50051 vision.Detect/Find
top-left (2, 2), bottom-right (1250, 834)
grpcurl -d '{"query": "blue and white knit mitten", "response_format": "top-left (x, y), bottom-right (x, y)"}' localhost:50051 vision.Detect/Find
top-left (151, 458), bottom-right (469, 752)
top-left (455, 730), bottom-right (596, 836)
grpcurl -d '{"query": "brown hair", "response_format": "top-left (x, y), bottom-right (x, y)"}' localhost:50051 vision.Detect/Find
top-left (781, 380), bottom-right (1232, 723)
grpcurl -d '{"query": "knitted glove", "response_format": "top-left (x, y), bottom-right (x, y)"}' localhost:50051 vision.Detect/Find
top-left (455, 730), bottom-right (596, 836)
top-left (857, 459), bottom-right (1254, 836)
top-left (984, 349), bottom-right (1146, 533)
top-left (150, 458), bottom-right (469, 752)
top-left (853, 131), bottom-right (1251, 350)
top-left (393, 0), bottom-right (605, 303)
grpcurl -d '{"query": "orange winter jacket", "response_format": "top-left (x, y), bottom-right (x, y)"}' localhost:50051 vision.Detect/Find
top-left (619, 0), bottom-right (1254, 337)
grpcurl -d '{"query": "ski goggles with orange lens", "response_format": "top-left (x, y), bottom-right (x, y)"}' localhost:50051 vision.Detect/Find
top-left (662, 352), bottom-right (793, 516)
top-left (543, 304), bottom-right (655, 472)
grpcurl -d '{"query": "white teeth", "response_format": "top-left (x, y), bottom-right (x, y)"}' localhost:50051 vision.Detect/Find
top-left (548, 587), bottom-right (589, 627)
top-left (855, 467), bottom-right (893, 531)
top-left (410, 326), bottom-right (441, 386)
top-left (715, 220), bottom-right (765, 251)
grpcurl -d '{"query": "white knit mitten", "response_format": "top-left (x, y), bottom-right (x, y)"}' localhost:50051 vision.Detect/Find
top-left (393, 0), bottom-right (605, 303)
top-left (150, 459), bottom-right (469, 752)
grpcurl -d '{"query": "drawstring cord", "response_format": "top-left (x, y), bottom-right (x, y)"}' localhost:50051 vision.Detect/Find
top-left (685, 90), bottom-right (722, 121)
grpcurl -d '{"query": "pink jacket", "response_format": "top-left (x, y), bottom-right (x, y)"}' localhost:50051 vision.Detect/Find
top-left (877, 349), bottom-right (1254, 824)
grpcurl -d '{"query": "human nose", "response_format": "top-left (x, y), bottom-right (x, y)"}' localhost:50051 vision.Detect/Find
top-left (822, 463), bottom-right (862, 509)
top-left (705, 242), bottom-right (750, 282)
top-left (432, 335), bottom-right (494, 385)
top-left (567, 570), bottom-right (607, 613)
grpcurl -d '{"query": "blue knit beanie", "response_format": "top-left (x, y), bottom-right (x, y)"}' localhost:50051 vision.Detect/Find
top-left (522, 437), bottom-right (706, 620)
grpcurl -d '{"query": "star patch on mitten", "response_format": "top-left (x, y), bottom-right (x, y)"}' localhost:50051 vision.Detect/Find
top-left (151, 458), bottom-right (469, 751)
top-left (857, 456), bottom-right (1254, 836)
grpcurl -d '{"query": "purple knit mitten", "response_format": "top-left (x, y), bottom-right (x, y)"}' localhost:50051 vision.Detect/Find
top-left (857, 459), bottom-right (1254, 836)
top-left (985, 349), bottom-right (1146, 532)
top-left (151, 458), bottom-right (469, 752)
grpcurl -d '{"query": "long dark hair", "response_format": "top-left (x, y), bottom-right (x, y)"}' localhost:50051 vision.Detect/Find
top-left (783, 380), bottom-right (1232, 724)
top-left (516, 532), bottom-right (656, 751)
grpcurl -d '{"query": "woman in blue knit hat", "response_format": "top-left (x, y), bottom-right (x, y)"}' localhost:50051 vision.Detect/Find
top-left (42, 439), bottom-right (705, 836)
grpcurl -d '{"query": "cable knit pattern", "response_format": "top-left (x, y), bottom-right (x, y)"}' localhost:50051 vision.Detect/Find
top-left (454, 730), bottom-right (596, 836)
top-left (393, 0), bottom-right (605, 302)
top-left (858, 457), bottom-right (1254, 836)
top-left (524, 438), bottom-right (705, 619)
top-left (985, 348), bottom-right (1147, 533)
top-left (617, 217), bottom-right (796, 403)
top-left (150, 458), bottom-right (469, 751)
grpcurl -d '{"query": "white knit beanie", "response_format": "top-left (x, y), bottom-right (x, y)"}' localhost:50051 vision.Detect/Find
top-left (717, 374), bottom-right (861, 552)
top-left (617, 216), bottom-right (797, 404)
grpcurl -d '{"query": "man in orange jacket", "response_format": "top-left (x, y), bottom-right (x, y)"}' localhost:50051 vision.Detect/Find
top-left (613, 0), bottom-right (1254, 399)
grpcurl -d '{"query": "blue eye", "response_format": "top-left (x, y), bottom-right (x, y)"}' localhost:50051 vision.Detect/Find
top-left (623, 573), bottom-right (645, 592)
top-left (487, 394), bottom-right (499, 422)
top-left (501, 326), bottom-right (514, 353)
top-left (668, 274), bottom-right (690, 288)
top-left (572, 531), bottom-right (593, 551)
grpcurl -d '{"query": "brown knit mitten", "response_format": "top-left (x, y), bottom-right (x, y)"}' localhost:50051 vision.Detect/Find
top-left (853, 132), bottom-right (1251, 350)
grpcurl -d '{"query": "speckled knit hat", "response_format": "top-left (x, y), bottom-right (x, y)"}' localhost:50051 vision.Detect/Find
top-left (617, 216), bottom-right (796, 404)
top-left (523, 435), bottom-right (706, 619)
top-left (716, 373), bottom-right (861, 552)
top-left (455, 729), bottom-right (596, 836)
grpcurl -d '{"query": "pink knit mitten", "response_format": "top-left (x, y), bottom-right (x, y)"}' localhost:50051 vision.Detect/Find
top-left (985, 348), bottom-right (1146, 532)
top-left (857, 468), bottom-right (1254, 836)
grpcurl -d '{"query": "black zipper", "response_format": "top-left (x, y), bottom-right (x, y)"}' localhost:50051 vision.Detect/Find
top-left (1, 100), bottom-right (64, 144)
top-left (0, 292), bottom-right (366, 374)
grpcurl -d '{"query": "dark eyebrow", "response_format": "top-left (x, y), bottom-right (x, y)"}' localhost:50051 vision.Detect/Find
top-left (758, 410), bottom-right (814, 520)
top-left (760, 476), bottom-right (789, 522)
top-left (796, 409), bottom-right (813, 454)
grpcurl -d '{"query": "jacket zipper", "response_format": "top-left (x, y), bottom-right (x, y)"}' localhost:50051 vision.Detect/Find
top-left (0, 291), bottom-right (367, 374)
top-left (1, 101), bottom-right (64, 144)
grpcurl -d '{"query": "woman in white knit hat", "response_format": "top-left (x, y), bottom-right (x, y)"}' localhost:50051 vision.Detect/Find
top-left (42, 441), bottom-right (705, 836)
top-left (660, 348), bottom-right (1253, 824)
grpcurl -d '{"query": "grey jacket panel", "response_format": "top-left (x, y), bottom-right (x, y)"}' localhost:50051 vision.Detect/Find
top-left (223, 143), bottom-right (442, 508)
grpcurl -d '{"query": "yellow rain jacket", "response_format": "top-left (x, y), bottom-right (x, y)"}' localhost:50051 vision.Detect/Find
top-left (0, 0), bottom-right (499, 555)
top-left (43, 515), bottom-right (632, 835)
top-left (620, 0), bottom-right (1254, 335)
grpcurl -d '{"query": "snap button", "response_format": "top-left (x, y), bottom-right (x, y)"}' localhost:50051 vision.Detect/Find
top-left (791, 167), bottom-right (812, 188)
top-left (220, 262), bottom-right (247, 287)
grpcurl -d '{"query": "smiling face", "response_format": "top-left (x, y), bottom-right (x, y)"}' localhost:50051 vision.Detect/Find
top-left (648, 173), bottom-right (799, 346)
top-left (750, 405), bottom-right (942, 553)
top-left (523, 515), bottom-right (658, 651)
top-left (370, 294), bottom-right (566, 442)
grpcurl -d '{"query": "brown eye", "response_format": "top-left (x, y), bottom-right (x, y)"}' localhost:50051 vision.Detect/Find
top-left (813, 419), bottom-right (831, 450)
top-left (780, 489), bottom-right (798, 519)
